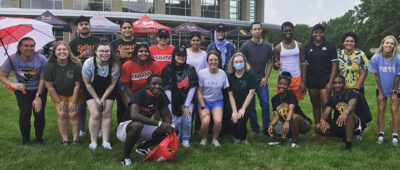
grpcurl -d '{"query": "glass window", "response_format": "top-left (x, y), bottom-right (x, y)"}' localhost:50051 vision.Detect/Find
top-left (201, 0), bottom-right (219, 19)
top-left (165, 0), bottom-right (191, 16)
top-left (74, 0), bottom-right (112, 11)
top-left (229, 0), bottom-right (240, 20)
top-left (122, 0), bottom-right (154, 13)
top-left (249, 0), bottom-right (256, 22)
top-left (21, 0), bottom-right (62, 9)
top-left (0, 0), bottom-right (9, 7)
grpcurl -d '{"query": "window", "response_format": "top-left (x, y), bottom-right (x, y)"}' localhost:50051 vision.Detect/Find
top-left (249, 0), bottom-right (256, 22)
top-left (165, 0), bottom-right (191, 16)
top-left (0, 0), bottom-right (9, 7)
top-left (122, 0), bottom-right (154, 13)
top-left (21, 0), bottom-right (62, 9)
top-left (201, 0), bottom-right (219, 19)
top-left (229, 0), bottom-right (240, 20)
top-left (74, 0), bottom-right (112, 11)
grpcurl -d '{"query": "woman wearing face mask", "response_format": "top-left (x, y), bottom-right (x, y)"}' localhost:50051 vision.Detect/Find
top-left (369, 35), bottom-right (400, 146)
top-left (82, 43), bottom-right (119, 150)
top-left (337, 32), bottom-right (369, 95)
top-left (207, 23), bottom-right (236, 71)
top-left (161, 45), bottom-right (198, 148)
top-left (187, 32), bottom-right (207, 73)
top-left (227, 53), bottom-right (256, 144)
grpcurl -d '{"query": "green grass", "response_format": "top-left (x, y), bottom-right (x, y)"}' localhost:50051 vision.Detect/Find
top-left (1, 70), bottom-right (400, 169)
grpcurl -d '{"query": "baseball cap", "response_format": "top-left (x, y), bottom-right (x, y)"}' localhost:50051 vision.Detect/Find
top-left (215, 23), bottom-right (226, 32)
top-left (312, 24), bottom-right (325, 32)
top-left (157, 29), bottom-right (170, 38)
top-left (173, 45), bottom-right (187, 56)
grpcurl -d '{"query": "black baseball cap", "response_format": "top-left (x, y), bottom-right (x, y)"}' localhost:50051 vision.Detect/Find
top-left (215, 23), bottom-right (226, 32)
top-left (173, 45), bottom-right (187, 56)
top-left (312, 24), bottom-right (325, 32)
top-left (157, 29), bottom-right (170, 37)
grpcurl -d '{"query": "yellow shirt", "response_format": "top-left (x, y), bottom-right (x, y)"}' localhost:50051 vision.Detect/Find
top-left (337, 49), bottom-right (369, 89)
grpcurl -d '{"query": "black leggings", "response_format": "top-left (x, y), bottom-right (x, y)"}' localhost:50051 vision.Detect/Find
top-left (232, 113), bottom-right (250, 140)
top-left (15, 89), bottom-right (47, 143)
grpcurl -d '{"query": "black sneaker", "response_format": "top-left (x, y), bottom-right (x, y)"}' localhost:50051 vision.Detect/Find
top-left (135, 147), bottom-right (151, 156)
top-left (34, 138), bottom-right (43, 145)
top-left (344, 141), bottom-right (352, 152)
top-left (21, 140), bottom-right (30, 146)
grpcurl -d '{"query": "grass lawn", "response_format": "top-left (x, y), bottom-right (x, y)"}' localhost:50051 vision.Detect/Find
top-left (1, 69), bottom-right (400, 170)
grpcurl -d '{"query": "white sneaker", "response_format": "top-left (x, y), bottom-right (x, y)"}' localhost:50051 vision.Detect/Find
top-left (200, 138), bottom-right (207, 145)
top-left (121, 158), bottom-right (132, 167)
top-left (211, 139), bottom-right (221, 147)
top-left (355, 135), bottom-right (363, 140)
top-left (291, 143), bottom-right (298, 148)
top-left (79, 130), bottom-right (86, 137)
top-left (377, 136), bottom-right (384, 144)
top-left (242, 139), bottom-right (250, 145)
top-left (234, 138), bottom-right (241, 144)
top-left (393, 138), bottom-right (398, 146)
top-left (98, 129), bottom-right (102, 138)
top-left (102, 141), bottom-right (112, 150)
top-left (182, 140), bottom-right (190, 148)
top-left (89, 142), bottom-right (97, 150)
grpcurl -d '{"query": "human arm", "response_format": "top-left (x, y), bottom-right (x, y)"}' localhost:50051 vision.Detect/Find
top-left (375, 74), bottom-right (385, 105)
top-left (0, 68), bottom-right (25, 91)
top-left (319, 106), bottom-right (333, 132)
top-left (197, 86), bottom-right (210, 120)
top-left (183, 87), bottom-right (196, 117)
top-left (391, 75), bottom-right (400, 104)
top-left (299, 42), bottom-right (307, 93)
top-left (228, 91), bottom-right (239, 123)
top-left (337, 98), bottom-right (357, 127)
top-left (32, 78), bottom-right (44, 112)
top-left (272, 44), bottom-right (282, 70)
top-left (260, 59), bottom-right (273, 87)
top-left (281, 104), bottom-right (295, 136)
top-left (268, 111), bottom-right (280, 136)
top-left (354, 69), bottom-right (367, 91)
top-left (325, 61), bottom-right (337, 93)
top-left (67, 81), bottom-right (81, 113)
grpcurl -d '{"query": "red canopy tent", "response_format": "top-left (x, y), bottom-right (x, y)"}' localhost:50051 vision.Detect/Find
top-left (132, 15), bottom-right (171, 34)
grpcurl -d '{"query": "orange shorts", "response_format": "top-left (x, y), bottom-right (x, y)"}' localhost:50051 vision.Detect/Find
top-left (51, 94), bottom-right (84, 107)
top-left (276, 76), bottom-right (305, 100)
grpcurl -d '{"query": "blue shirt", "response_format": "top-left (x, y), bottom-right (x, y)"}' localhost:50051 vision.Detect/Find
top-left (368, 53), bottom-right (400, 97)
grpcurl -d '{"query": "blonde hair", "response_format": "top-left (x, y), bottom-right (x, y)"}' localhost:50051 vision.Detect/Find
top-left (227, 52), bottom-right (251, 73)
top-left (47, 41), bottom-right (80, 64)
top-left (376, 35), bottom-right (399, 57)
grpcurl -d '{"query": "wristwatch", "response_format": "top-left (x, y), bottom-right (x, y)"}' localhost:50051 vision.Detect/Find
top-left (393, 90), bottom-right (398, 94)
top-left (35, 93), bottom-right (41, 97)
top-left (201, 106), bottom-right (205, 110)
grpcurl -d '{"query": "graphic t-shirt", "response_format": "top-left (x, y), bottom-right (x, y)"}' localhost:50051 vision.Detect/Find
top-left (69, 35), bottom-right (99, 62)
top-left (338, 49), bottom-right (369, 89)
top-left (111, 38), bottom-right (138, 64)
top-left (1, 53), bottom-right (46, 90)
top-left (186, 48), bottom-right (207, 73)
top-left (43, 62), bottom-right (82, 96)
top-left (149, 45), bottom-right (174, 70)
top-left (121, 60), bottom-right (161, 92)
top-left (272, 90), bottom-right (311, 122)
top-left (228, 70), bottom-right (257, 112)
top-left (327, 90), bottom-right (358, 120)
top-left (122, 89), bottom-right (169, 121)
top-left (198, 68), bottom-right (229, 102)
top-left (368, 53), bottom-right (400, 97)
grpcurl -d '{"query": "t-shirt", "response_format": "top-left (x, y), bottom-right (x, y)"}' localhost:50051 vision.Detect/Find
top-left (186, 48), bottom-right (207, 73)
top-left (368, 53), bottom-right (400, 97)
top-left (122, 89), bottom-right (170, 121)
top-left (228, 70), bottom-right (257, 112)
top-left (305, 41), bottom-right (337, 77)
top-left (1, 53), bottom-right (46, 90)
top-left (240, 39), bottom-right (273, 82)
top-left (327, 90), bottom-right (358, 120)
top-left (271, 90), bottom-right (311, 122)
top-left (121, 60), bottom-right (161, 92)
top-left (69, 35), bottom-right (99, 62)
top-left (110, 38), bottom-right (138, 64)
top-left (149, 45), bottom-right (174, 70)
top-left (43, 62), bottom-right (82, 96)
top-left (82, 57), bottom-right (120, 82)
top-left (338, 49), bottom-right (369, 89)
top-left (198, 68), bottom-right (229, 102)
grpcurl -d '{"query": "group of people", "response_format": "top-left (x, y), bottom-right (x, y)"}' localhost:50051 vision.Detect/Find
top-left (1, 15), bottom-right (399, 166)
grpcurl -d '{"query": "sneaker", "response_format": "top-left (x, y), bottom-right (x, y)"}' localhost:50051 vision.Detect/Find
top-left (79, 130), bottom-right (86, 137)
top-left (89, 142), bottom-right (97, 150)
top-left (291, 143), bottom-right (299, 148)
top-left (377, 133), bottom-right (384, 144)
top-left (135, 147), bottom-right (151, 156)
top-left (200, 138), bottom-right (207, 145)
top-left (234, 138), bottom-right (241, 144)
top-left (121, 158), bottom-right (132, 167)
top-left (182, 140), bottom-right (190, 148)
top-left (98, 129), bottom-right (102, 138)
top-left (211, 139), bottom-right (221, 147)
top-left (355, 135), bottom-right (363, 140)
top-left (242, 139), bottom-right (250, 145)
top-left (102, 141), bottom-right (112, 150)
top-left (392, 137), bottom-right (398, 146)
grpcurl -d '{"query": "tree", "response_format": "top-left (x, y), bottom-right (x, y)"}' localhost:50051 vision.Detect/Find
top-left (323, 10), bottom-right (357, 49)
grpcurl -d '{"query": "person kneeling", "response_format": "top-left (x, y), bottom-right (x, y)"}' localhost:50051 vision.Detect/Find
top-left (316, 75), bottom-right (366, 151)
top-left (117, 75), bottom-right (174, 166)
top-left (268, 72), bottom-right (311, 148)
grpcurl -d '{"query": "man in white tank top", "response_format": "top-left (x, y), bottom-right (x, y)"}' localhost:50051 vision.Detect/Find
top-left (273, 21), bottom-right (307, 100)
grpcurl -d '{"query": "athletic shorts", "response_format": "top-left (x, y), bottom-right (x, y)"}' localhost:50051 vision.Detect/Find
top-left (198, 98), bottom-right (223, 111)
top-left (326, 118), bottom-right (362, 139)
top-left (116, 120), bottom-right (158, 143)
top-left (306, 75), bottom-right (330, 89)
top-left (50, 94), bottom-right (83, 107)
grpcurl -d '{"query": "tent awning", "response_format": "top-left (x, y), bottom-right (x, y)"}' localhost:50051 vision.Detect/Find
top-left (34, 10), bottom-right (71, 32)
top-left (132, 15), bottom-right (171, 34)
top-left (90, 15), bottom-right (120, 33)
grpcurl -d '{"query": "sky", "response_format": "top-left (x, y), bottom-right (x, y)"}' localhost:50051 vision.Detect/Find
top-left (264, 0), bottom-right (361, 26)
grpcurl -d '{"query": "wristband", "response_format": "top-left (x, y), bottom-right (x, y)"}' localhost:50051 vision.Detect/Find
top-left (157, 121), bottom-right (162, 127)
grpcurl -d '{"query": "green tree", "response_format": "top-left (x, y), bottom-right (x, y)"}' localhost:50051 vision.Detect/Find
top-left (294, 24), bottom-right (311, 45)
top-left (323, 10), bottom-right (357, 49)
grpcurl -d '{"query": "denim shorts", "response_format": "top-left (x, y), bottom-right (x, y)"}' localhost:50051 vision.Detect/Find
top-left (198, 98), bottom-right (223, 111)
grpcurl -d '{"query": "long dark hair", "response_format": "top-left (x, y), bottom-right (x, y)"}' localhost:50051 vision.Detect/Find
top-left (131, 43), bottom-right (152, 63)
top-left (169, 45), bottom-right (189, 116)
top-left (17, 37), bottom-right (35, 55)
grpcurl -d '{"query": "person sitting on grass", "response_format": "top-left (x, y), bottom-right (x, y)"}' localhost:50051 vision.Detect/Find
top-left (316, 75), bottom-right (368, 151)
top-left (268, 72), bottom-right (311, 148)
top-left (116, 75), bottom-right (175, 166)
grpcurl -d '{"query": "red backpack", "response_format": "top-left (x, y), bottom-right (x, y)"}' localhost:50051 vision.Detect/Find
top-left (143, 132), bottom-right (178, 162)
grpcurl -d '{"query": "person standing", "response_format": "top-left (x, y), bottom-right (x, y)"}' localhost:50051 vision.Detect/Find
top-left (240, 21), bottom-right (273, 136)
top-left (111, 21), bottom-right (138, 124)
top-left (0, 37), bottom-right (47, 145)
top-left (207, 23), bottom-right (236, 71)
top-left (187, 32), bottom-right (208, 73)
top-left (149, 29), bottom-right (174, 70)
top-left (69, 15), bottom-right (100, 136)
top-left (43, 41), bottom-right (82, 145)
top-left (369, 35), bottom-right (400, 145)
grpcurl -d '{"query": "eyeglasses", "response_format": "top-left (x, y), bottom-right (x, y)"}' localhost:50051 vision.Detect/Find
top-left (97, 50), bottom-right (110, 53)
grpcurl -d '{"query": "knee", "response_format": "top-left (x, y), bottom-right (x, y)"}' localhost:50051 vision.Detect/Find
top-left (90, 113), bottom-right (101, 121)
top-left (214, 119), bottom-right (222, 127)
top-left (57, 111), bottom-right (68, 120)
top-left (201, 119), bottom-right (210, 127)
top-left (69, 111), bottom-right (79, 119)
top-left (127, 122), bottom-right (143, 132)
top-left (102, 112), bottom-right (111, 119)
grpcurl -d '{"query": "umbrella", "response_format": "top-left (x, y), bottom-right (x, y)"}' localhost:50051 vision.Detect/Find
top-left (0, 17), bottom-right (55, 93)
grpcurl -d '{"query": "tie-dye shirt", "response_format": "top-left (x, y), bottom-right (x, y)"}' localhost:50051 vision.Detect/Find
top-left (337, 49), bottom-right (369, 89)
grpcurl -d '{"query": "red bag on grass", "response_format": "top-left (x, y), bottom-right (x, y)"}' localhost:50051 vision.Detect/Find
top-left (143, 132), bottom-right (178, 162)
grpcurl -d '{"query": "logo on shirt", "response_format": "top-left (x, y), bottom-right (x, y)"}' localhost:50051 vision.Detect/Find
top-left (322, 47), bottom-right (327, 51)
top-left (153, 55), bottom-right (172, 62)
top-left (117, 45), bottom-right (134, 59)
top-left (77, 44), bottom-right (95, 55)
top-left (335, 102), bottom-right (348, 114)
top-left (276, 103), bottom-right (289, 120)
top-left (66, 70), bottom-right (74, 79)
top-left (379, 66), bottom-right (395, 73)
top-left (177, 77), bottom-right (189, 89)
top-left (130, 71), bottom-right (152, 80)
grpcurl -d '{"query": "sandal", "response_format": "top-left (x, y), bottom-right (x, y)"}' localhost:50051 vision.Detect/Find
top-left (72, 140), bottom-right (80, 145)
top-left (61, 141), bottom-right (69, 146)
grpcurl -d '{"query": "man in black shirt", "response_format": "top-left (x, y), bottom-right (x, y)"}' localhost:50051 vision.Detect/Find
top-left (116, 75), bottom-right (174, 166)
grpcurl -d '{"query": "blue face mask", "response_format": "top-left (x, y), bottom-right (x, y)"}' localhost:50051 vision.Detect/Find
top-left (233, 63), bottom-right (244, 70)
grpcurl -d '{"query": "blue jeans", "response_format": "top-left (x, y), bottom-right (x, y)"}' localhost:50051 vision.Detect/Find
top-left (169, 104), bottom-right (194, 141)
top-left (248, 85), bottom-right (270, 134)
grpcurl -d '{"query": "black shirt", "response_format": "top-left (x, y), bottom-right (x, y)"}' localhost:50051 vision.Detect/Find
top-left (272, 90), bottom-right (311, 123)
top-left (122, 89), bottom-right (170, 121)
top-left (327, 90), bottom-right (358, 120)
top-left (228, 70), bottom-right (257, 112)
top-left (305, 41), bottom-right (337, 77)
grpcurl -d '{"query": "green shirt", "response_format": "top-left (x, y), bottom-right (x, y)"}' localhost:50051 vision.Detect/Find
top-left (43, 62), bottom-right (82, 96)
top-left (69, 35), bottom-right (99, 62)
top-left (110, 38), bottom-right (138, 64)
top-left (227, 70), bottom-right (257, 112)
